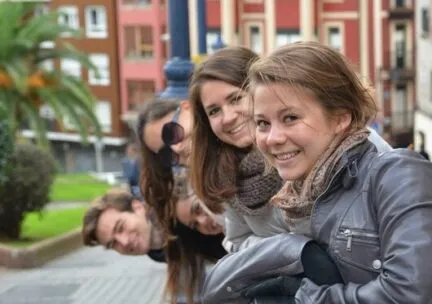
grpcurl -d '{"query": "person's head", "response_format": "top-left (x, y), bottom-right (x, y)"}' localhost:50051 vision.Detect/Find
top-left (172, 170), bottom-right (224, 236)
top-left (249, 42), bottom-right (377, 181)
top-left (82, 188), bottom-right (152, 255)
top-left (137, 98), bottom-right (193, 226)
top-left (189, 46), bottom-right (259, 207)
top-left (138, 98), bottom-right (193, 168)
top-left (125, 142), bottom-right (139, 159)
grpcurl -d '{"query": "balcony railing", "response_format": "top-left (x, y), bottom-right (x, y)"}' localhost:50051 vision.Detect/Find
top-left (382, 50), bottom-right (415, 83)
top-left (389, 4), bottom-right (414, 19)
top-left (387, 111), bottom-right (414, 132)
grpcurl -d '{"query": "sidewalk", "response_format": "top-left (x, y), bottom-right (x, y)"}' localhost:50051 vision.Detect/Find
top-left (0, 246), bottom-right (167, 304)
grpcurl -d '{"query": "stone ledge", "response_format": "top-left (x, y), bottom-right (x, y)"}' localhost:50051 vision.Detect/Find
top-left (0, 227), bottom-right (82, 268)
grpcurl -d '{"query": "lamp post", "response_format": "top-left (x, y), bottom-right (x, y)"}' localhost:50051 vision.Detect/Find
top-left (197, 0), bottom-right (207, 55)
top-left (160, 0), bottom-right (194, 99)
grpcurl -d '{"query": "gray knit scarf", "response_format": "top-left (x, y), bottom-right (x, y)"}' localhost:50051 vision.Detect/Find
top-left (229, 149), bottom-right (283, 216)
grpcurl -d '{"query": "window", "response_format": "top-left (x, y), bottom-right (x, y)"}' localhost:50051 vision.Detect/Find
top-left (328, 27), bottom-right (341, 51)
top-left (61, 59), bottom-right (81, 78)
top-left (276, 30), bottom-right (300, 48)
top-left (207, 30), bottom-right (220, 53)
top-left (39, 41), bottom-right (54, 71)
top-left (123, 0), bottom-right (151, 6)
top-left (124, 26), bottom-right (153, 59)
top-left (395, 0), bottom-right (405, 8)
top-left (395, 24), bottom-right (407, 68)
top-left (422, 8), bottom-right (429, 38)
top-left (95, 101), bottom-right (112, 133)
top-left (393, 85), bottom-right (409, 130)
top-left (85, 6), bottom-right (107, 38)
top-left (89, 54), bottom-right (110, 86)
top-left (430, 71), bottom-right (432, 104)
top-left (249, 25), bottom-right (263, 54)
top-left (58, 6), bottom-right (79, 33)
top-left (127, 80), bottom-right (155, 110)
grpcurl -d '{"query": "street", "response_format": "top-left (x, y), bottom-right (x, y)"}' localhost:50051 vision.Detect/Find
top-left (0, 246), bottom-right (167, 304)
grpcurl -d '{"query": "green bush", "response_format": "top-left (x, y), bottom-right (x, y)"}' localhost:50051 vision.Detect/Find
top-left (0, 144), bottom-right (56, 239)
top-left (0, 117), bottom-right (13, 187)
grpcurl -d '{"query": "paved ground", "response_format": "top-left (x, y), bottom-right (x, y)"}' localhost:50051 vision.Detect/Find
top-left (0, 246), bottom-right (167, 304)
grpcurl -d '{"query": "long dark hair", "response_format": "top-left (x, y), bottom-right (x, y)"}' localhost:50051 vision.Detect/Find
top-left (165, 222), bottom-right (226, 304)
top-left (137, 99), bottom-right (180, 227)
top-left (189, 47), bottom-right (259, 211)
top-left (136, 99), bottom-right (227, 304)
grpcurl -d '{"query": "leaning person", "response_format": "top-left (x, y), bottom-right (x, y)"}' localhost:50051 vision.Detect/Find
top-left (240, 41), bottom-right (432, 303)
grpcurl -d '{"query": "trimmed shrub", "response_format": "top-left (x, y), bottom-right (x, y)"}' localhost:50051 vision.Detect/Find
top-left (0, 117), bottom-right (13, 187)
top-left (0, 144), bottom-right (56, 239)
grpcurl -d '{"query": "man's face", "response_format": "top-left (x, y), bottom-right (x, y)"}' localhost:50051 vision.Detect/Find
top-left (95, 202), bottom-right (151, 255)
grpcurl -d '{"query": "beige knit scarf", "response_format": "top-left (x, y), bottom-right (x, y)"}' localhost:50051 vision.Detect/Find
top-left (271, 128), bottom-right (370, 223)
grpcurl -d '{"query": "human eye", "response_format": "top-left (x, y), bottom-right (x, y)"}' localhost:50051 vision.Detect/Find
top-left (255, 119), bottom-right (270, 131)
top-left (283, 114), bottom-right (298, 123)
top-left (207, 107), bottom-right (220, 116)
top-left (192, 201), bottom-right (203, 215)
top-left (230, 94), bottom-right (244, 105)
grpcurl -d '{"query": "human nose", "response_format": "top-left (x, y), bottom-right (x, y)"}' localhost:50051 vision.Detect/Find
top-left (266, 125), bottom-right (286, 146)
top-left (116, 233), bottom-right (129, 248)
top-left (222, 107), bottom-right (238, 126)
top-left (170, 141), bottom-right (184, 154)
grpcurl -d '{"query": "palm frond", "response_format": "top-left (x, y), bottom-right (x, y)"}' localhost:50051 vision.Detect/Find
top-left (18, 98), bottom-right (49, 147)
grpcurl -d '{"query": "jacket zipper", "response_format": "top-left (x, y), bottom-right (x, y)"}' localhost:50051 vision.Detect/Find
top-left (342, 229), bottom-right (379, 251)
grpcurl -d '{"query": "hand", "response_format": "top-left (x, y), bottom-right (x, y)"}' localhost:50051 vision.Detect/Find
top-left (301, 242), bottom-right (343, 285)
top-left (243, 275), bottom-right (302, 298)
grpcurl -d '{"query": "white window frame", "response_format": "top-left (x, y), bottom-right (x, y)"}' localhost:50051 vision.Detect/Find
top-left (60, 59), bottom-right (81, 78)
top-left (39, 41), bottom-right (55, 71)
top-left (245, 22), bottom-right (264, 55)
top-left (275, 30), bottom-right (300, 48)
top-left (95, 101), bottom-right (112, 133)
top-left (89, 54), bottom-right (110, 86)
top-left (206, 30), bottom-right (220, 53)
top-left (85, 6), bottom-right (108, 39)
top-left (58, 6), bottom-right (79, 35)
top-left (323, 22), bottom-right (345, 54)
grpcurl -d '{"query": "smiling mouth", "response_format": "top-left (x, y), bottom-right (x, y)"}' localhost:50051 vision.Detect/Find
top-left (228, 123), bottom-right (246, 134)
top-left (273, 150), bottom-right (300, 161)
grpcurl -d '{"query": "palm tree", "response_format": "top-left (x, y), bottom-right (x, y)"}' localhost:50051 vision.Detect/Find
top-left (0, 2), bottom-right (102, 147)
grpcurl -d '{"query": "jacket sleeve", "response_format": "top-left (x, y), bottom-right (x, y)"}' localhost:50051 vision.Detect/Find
top-left (223, 206), bottom-right (266, 252)
top-left (296, 150), bottom-right (432, 303)
top-left (202, 233), bottom-right (311, 304)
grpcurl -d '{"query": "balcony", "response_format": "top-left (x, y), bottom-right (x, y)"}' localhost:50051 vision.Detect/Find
top-left (381, 50), bottom-right (415, 84)
top-left (388, 3), bottom-right (414, 19)
top-left (385, 111), bottom-right (414, 147)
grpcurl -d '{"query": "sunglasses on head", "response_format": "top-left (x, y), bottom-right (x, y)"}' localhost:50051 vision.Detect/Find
top-left (156, 107), bottom-right (185, 169)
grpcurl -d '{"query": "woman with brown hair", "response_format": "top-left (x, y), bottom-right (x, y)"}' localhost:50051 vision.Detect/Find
top-left (136, 99), bottom-right (226, 304)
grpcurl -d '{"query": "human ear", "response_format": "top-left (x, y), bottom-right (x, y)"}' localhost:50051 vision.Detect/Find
top-left (131, 200), bottom-right (145, 216)
top-left (334, 111), bottom-right (352, 134)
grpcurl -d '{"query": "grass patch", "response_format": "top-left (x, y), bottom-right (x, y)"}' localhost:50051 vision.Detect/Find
top-left (50, 173), bottom-right (111, 202)
top-left (0, 207), bottom-right (87, 248)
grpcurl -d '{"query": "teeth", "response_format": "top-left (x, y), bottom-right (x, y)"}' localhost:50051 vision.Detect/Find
top-left (274, 151), bottom-right (299, 160)
top-left (229, 123), bottom-right (245, 134)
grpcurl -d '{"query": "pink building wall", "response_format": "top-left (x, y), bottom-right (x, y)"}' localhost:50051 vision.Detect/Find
top-left (117, 0), bottom-right (166, 114)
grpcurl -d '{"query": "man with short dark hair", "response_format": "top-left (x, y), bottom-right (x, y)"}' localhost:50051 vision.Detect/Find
top-left (82, 188), bottom-right (165, 261)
